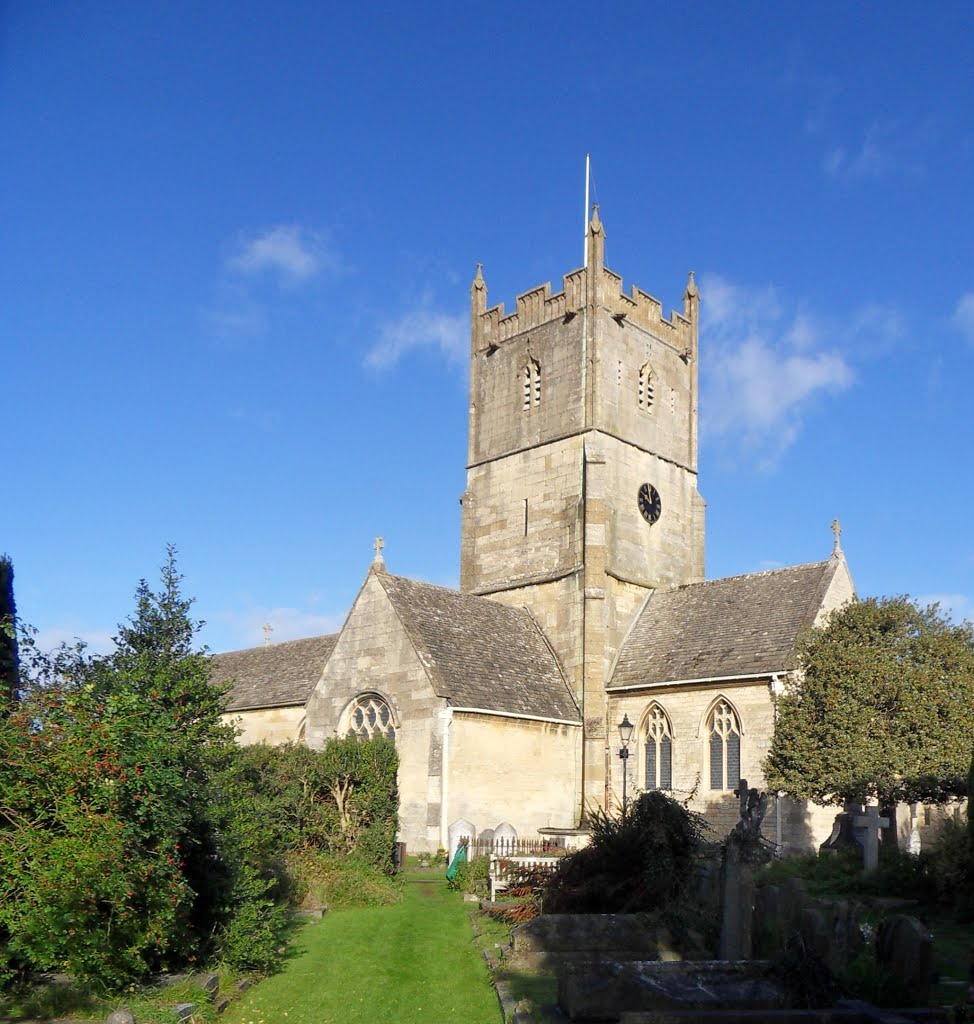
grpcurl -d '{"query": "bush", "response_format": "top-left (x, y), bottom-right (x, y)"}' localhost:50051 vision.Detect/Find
top-left (445, 854), bottom-right (490, 896)
top-left (543, 791), bottom-right (708, 915)
top-left (286, 851), bottom-right (402, 910)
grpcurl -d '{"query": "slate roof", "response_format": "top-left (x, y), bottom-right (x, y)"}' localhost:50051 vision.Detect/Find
top-left (376, 572), bottom-right (580, 722)
top-left (610, 558), bottom-right (841, 688)
top-left (211, 634), bottom-right (338, 711)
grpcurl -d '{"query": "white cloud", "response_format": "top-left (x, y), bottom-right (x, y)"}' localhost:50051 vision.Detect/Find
top-left (701, 275), bottom-right (864, 468)
top-left (31, 622), bottom-right (116, 658)
top-left (366, 309), bottom-right (467, 369)
top-left (226, 225), bottom-right (337, 285)
top-left (214, 606), bottom-right (346, 651)
top-left (917, 593), bottom-right (974, 626)
top-left (952, 292), bottom-right (974, 345)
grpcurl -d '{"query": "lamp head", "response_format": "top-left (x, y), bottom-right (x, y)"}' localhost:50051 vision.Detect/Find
top-left (618, 713), bottom-right (634, 748)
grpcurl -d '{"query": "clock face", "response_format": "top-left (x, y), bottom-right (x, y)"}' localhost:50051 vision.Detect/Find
top-left (638, 483), bottom-right (662, 524)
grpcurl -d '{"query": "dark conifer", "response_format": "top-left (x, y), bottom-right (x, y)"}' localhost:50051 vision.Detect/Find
top-left (0, 555), bottom-right (18, 710)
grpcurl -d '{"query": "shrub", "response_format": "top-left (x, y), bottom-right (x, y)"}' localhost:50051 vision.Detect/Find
top-left (543, 791), bottom-right (708, 915)
top-left (286, 851), bottom-right (402, 910)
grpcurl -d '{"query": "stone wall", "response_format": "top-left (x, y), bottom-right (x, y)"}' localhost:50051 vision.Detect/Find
top-left (448, 712), bottom-right (581, 839)
top-left (304, 571), bottom-right (443, 852)
top-left (222, 705), bottom-right (305, 746)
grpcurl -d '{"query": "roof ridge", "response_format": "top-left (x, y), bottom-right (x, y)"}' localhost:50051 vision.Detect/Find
top-left (212, 631), bottom-right (340, 658)
top-left (668, 559), bottom-right (832, 591)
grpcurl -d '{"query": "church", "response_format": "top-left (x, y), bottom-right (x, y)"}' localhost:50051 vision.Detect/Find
top-left (211, 208), bottom-right (856, 854)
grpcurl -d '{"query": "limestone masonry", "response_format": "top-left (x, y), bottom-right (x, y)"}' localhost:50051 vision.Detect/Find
top-left (212, 207), bottom-right (873, 854)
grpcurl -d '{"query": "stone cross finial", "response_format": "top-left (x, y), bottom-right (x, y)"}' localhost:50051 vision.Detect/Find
top-left (372, 536), bottom-right (385, 567)
top-left (831, 518), bottom-right (843, 555)
top-left (262, 622), bottom-right (273, 647)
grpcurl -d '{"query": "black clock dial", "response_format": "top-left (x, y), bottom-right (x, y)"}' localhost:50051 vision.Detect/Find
top-left (638, 483), bottom-right (662, 524)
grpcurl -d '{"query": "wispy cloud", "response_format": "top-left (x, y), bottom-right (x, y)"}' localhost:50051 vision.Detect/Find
top-left (823, 126), bottom-right (892, 181)
top-left (917, 593), bottom-right (974, 626)
top-left (226, 225), bottom-right (338, 285)
top-left (366, 309), bottom-right (467, 369)
top-left (212, 606), bottom-right (346, 651)
top-left (953, 292), bottom-right (974, 346)
top-left (700, 275), bottom-right (885, 469)
top-left (31, 622), bottom-right (116, 658)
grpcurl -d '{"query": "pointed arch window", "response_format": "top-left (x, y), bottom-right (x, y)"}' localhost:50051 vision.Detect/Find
top-left (643, 703), bottom-right (672, 791)
top-left (522, 358), bottom-right (541, 411)
top-left (347, 694), bottom-right (396, 743)
top-left (638, 363), bottom-right (655, 412)
top-left (709, 700), bottom-right (741, 791)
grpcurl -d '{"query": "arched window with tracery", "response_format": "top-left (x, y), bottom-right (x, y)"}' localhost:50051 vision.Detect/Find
top-left (347, 694), bottom-right (396, 743)
top-left (638, 363), bottom-right (655, 412)
top-left (643, 703), bottom-right (672, 791)
top-left (522, 358), bottom-right (541, 411)
top-left (708, 699), bottom-right (741, 791)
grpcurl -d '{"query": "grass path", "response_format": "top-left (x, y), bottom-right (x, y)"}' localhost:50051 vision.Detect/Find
top-left (222, 878), bottom-right (501, 1024)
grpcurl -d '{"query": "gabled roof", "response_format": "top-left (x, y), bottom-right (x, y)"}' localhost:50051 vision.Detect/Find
top-left (211, 634), bottom-right (338, 712)
top-left (611, 558), bottom-right (841, 688)
top-left (375, 572), bottom-right (580, 722)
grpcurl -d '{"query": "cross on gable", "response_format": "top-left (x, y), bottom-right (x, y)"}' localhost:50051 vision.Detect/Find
top-left (372, 536), bottom-right (385, 567)
top-left (831, 518), bottom-right (843, 554)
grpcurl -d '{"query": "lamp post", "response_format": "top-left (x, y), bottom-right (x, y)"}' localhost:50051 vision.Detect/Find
top-left (618, 713), bottom-right (634, 818)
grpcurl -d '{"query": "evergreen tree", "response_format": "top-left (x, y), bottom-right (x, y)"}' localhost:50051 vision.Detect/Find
top-left (0, 555), bottom-right (18, 711)
top-left (764, 596), bottom-right (974, 808)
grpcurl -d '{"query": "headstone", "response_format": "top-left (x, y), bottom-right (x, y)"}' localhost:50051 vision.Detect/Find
top-left (908, 803), bottom-right (922, 855)
top-left (493, 821), bottom-right (517, 854)
top-left (106, 1011), bottom-right (135, 1024)
top-left (852, 804), bottom-right (889, 873)
top-left (825, 898), bottom-right (863, 976)
top-left (875, 914), bottom-right (933, 1006)
top-left (718, 843), bottom-right (755, 960)
top-left (478, 827), bottom-right (495, 846)
top-left (819, 805), bottom-right (862, 857)
top-left (448, 817), bottom-right (476, 864)
top-left (800, 906), bottom-right (830, 964)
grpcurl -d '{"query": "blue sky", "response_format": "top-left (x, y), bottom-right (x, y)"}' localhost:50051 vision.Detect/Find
top-left (3, 2), bottom-right (973, 655)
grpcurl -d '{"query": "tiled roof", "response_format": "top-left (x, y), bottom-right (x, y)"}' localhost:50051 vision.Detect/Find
top-left (211, 634), bottom-right (338, 711)
top-left (377, 572), bottom-right (580, 721)
top-left (611, 559), bottom-right (840, 687)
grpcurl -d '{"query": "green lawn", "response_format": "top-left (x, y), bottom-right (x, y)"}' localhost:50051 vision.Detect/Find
top-left (222, 878), bottom-right (502, 1024)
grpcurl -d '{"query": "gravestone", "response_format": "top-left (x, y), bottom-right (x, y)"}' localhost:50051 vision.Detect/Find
top-left (479, 827), bottom-right (495, 846)
top-left (719, 780), bottom-right (771, 960)
top-left (819, 804), bottom-right (862, 857)
top-left (875, 914), bottom-right (933, 1006)
top-left (448, 817), bottom-right (476, 863)
top-left (852, 804), bottom-right (889, 873)
top-left (493, 821), bottom-right (517, 850)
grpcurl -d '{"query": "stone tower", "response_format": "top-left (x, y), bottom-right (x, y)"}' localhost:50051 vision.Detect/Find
top-left (460, 208), bottom-right (705, 814)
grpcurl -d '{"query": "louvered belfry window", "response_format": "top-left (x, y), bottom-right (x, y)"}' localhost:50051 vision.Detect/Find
top-left (522, 358), bottom-right (541, 410)
top-left (709, 700), bottom-right (741, 790)
top-left (643, 704), bottom-right (672, 791)
top-left (348, 695), bottom-right (396, 742)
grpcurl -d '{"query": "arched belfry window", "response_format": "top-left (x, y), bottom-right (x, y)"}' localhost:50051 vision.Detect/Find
top-left (643, 703), bottom-right (672, 791)
top-left (347, 694), bottom-right (396, 743)
top-left (522, 358), bottom-right (541, 411)
top-left (638, 363), bottom-right (655, 412)
top-left (708, 699), bottom-right (741, 791)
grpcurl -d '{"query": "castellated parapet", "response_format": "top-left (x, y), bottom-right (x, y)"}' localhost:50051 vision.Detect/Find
top-left (472, 264), bottom-right (694, 351)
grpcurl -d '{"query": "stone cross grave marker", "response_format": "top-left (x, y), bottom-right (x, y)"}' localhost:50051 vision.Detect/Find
top-left (852, 804), bottom-right (889, 873)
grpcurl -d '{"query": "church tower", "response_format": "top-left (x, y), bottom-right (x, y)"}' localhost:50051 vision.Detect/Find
top-left (460, 209), bottom-right (705, 813)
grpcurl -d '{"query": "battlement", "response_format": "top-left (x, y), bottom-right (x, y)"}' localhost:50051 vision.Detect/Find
top-left (476, 264), bottom-right (692, 348)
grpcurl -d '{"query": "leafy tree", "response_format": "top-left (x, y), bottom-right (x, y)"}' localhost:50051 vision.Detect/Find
top-left (764, 596), bottom-right (974, 808)
top-left (0, 555), bottom-right (17, 711)
top-left (0, 548), bottom-right (288, 986)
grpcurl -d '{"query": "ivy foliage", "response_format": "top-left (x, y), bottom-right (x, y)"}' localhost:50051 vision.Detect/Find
top-left (0, 548), bottom-right (287, 987)
top-left (764, 596), bottom-right (974, 807)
